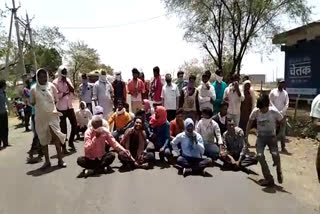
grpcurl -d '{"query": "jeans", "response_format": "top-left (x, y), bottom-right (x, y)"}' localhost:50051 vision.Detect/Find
top-left (146, 142), bottom-right (172, 161)
top-left (227, 114), bottom-right (240, 126)
top-left (58, 108), bottom-right (77, 148)
top-left (256, 136), bottom-right (281, 180)
top-left (24, 106), bottom-right (32, 131)
top-left (204, 143), bottom-right (220, 160)
top-left (277, 119), bottom-right (286, 149)
top-left (177, 155), bottom-right (212, 172)
top-left (28, 115), bottom-right (42, 156)
top-left (0, 112), bottom-right (8, 147)
top-left (77, 152), bottom-right (115, 169)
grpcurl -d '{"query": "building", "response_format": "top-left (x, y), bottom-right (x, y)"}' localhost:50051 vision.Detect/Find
top-left (273, 21), bottom-right (320, 100)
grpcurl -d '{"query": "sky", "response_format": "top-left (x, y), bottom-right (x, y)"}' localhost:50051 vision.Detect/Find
top-left (2, 0), bottom-right (320, 82)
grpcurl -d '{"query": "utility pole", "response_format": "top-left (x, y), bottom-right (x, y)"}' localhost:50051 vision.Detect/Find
top-left (3, 12), bottom-right (14, 79)
top-left (26, 13), bottom-right (37, 73)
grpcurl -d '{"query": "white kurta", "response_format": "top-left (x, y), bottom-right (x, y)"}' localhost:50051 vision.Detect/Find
top-left (31, 83), bottom-right (66, 146)
top-left (93, 80), bottom-right (114, 118)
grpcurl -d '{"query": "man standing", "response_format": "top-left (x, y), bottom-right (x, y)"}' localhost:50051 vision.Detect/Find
top-left (161, 73), bottom-right (180, 121)
top-left (149, 66), bottom-right (163, 107)
top-left (198, 72), bottom-right (216, 112)
top-left (112, 71), bottom-right (127, 108)
top-left (0, 80), bottom-right (9, 148)
top-left (128, 68), bottom-right (145, 114)
top-left (139, 72), bottom-right (149, 100)
top-left (53, 65), bottom-right (77, 153)
top-left (175, 70), bottom-right (186, 93)
top-left (213, 102), bottom-right (229, 135)
top-left (269, 79), bottom-right (289, 153)
top-left (79, 73), bottom-right (93, 113)
top-left (223, 74), bottom-right (244, 126)
top-left (310, 94), bottom-right (320, 183)
top-left (23, 79), bottom-right (32, 132)
top-left (179, 75), bottom-right (199, 122)
top-left (246, 94), bottom-right (284, 186)
top-left (93, 70), bottom-right (114, 118)
top-left (212, 69), bottom-right (227, 114)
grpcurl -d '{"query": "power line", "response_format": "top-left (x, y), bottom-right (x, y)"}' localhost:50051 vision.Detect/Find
top-left (59, 14), bottom-right (167, 30)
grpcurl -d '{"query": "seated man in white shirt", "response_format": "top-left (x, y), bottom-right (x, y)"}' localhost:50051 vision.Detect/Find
top-left (269, 79), bottom-right (289, 153)
top-left (76, 101), bottom-right (93, 140)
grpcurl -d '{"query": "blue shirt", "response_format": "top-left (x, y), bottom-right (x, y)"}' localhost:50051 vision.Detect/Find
top-left (212, 81), bottom-right (227, 113)
top-left (151, 121), bottom-right (170, 149)
top-left (171, 131), bottom-right (205, 158)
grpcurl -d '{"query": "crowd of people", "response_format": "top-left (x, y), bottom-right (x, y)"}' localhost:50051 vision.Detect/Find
top-left (0, 64), bottom-right (319, 185)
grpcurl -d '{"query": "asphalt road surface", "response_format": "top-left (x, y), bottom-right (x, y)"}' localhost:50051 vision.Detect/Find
top-left (0, 119), bottom-right (318, 214)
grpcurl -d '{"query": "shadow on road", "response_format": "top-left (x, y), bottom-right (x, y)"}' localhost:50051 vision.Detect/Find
top-left (279, 150), bottom-right (293, 156)
top-left (247, 177), bottom-right (292, 194)
top-left (14, 123), bottom-right (24, 129)
top-left (26, 166), bottom-right (64, 177)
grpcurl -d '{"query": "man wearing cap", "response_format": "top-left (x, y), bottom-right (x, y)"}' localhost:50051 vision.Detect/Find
top-left (93, 70), bottom-right (114, 118)
top-left (128, 68), bottom-right (145, 114)
top-left (53, 65), bottom-right (77, 153)
top-left (112, 71), bottom-right (127, 107)
top-left (269, 79), bottom-right (289, 153)
top-left (79, 73), bottom-right (93, 113)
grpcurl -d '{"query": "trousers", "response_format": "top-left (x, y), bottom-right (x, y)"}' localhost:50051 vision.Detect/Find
top-left (177, 155), bottom-right (212, 172)
top-left (77, 152), bottom-right (115, 169)
top-left (0, 112), bottom-right (8, 147)
top-left (58, 108), bottom-right (77, 148)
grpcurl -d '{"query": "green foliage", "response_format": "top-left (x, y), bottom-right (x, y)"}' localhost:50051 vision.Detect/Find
top-left (98, 63), bottom-right (114, 75)
top-left (163, 0), bottom-right (311, 77)
top-left (179, 58), bottom-right (204, 86)
top-left (33, 26), bottom-right (66, 54)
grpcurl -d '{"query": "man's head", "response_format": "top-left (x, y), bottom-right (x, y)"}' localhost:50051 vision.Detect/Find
top-left (139, 72), bottom-right (145, 81)
top-left (134, 117), bottom-right (143, 131)
top-left (115, 71), bottom-right (121, 81)
top-left (202, 108), bottom-right (214, 119)
top-left (0, 80), bottom-right (6, 90)
top-left (101, 70), bottom-right (107, 76)
top-left (91, 115), bottom-right (103, 129)
top-left (80, 101), bottom-right (86, 110)
top-left (153, 66), bottom-right (160, 77)
top-left (220, 101), bottom-right (228, 117)
top-left (243, 80), bottom-right (251, 91)
top-left (177, 71), bottom-right (184, 80)
top-left (82, 73), bottom-right (88, 83)
top-left (165, 73), bottom-right (172, 84)
top-left (243, 75), bottom-right (250, 81)
top-left (278, 79), bottom-right (285, 91)
top-left (204, 70), bottom-right (211, 79)
top-left (117, 99), bottom-right (124, 111)
top-left (202, 73), bottom-right (210, 84)
top-left (184, 118), bottom-right (194, 133)
top-left (136, 109), bottom-right (146, 121)
top-left (132, 68), bottom-right (139, 79)
top-left (257, 94), bottom-right (270, 113)
top-left (176, 108), bottom-right (184, 122)
top-left (215, 69), bottom-right (223, 83)
top-left (37, 68), bottom-right (48, 85)
top-left (58, 65), bottom-right (68, 81)
top-left (227, 118), bottom-right (235, 135)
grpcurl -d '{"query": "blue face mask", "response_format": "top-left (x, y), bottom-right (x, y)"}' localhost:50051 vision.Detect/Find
top-left (82, 79), bottom-right (88, 84)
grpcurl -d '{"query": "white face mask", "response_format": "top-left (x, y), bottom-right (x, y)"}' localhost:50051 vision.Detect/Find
top-left (215, 74), bottom-right (223, 83)
top-left (100, 75), bottom-right (107, 82)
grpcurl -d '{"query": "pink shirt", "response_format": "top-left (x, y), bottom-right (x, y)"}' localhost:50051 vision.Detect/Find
top-left (84, 127), bottom-right (125, 160)
top-left (53, 78), bottom-right (74, 111)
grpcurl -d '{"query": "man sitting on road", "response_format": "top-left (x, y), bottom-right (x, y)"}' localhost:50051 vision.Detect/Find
top-left (171, 118), bottom-right (212, 177)
top-left (77, 115), bottom-right (133, 177)
top-left (75, 101), bottom-right (92, 140)
top-left (220, 119), bottom-right (257, 170)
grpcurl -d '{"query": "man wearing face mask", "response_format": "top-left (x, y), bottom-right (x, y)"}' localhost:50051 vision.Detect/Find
top-left (175, 71), bottom-right (186, 93)
top-left (179, 75), bottom-right (199, 122)
top-left (112, 71), bottom-right (127, 108)
top-left (53, 65), bottom-right (77, 153)
top-left (223, 74), bottom-right (244, 126)
top-left (212, 69), bottom-right (228, 114)
top-left (198, 72), bottom-right (216, 113)
top-left (79, 73), bottom-right (93, 113)
top-left (161, 73), bottom-right (180, 122)
top-left (93, 70), bottom-right (114, 118)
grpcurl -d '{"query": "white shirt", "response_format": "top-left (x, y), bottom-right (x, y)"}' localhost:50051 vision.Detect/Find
top-left (161, 83), bottom-right (180, 110)
top-left (198, 82), bottom-right (216, 111)
top-left (76, 108), bottom-right (93, 127)
top-left (223, 84), bottom-right (244, 115)
top-left (195, 118), bottom-right (223, 145)
top-left (310, 94), bottom-right (320, 119)
top-left (269, 88), bottom-right (289, 116)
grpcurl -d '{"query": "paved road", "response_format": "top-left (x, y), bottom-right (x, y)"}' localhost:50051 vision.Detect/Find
top-left (0, 119), bottom-right (317, 214)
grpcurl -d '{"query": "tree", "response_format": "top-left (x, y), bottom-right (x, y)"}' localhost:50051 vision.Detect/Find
top-left (33, 26), bottom-right (66, 54)
top-left (179, 58), bottom-right (204, 86)
top-left (67, 41), bottom-right (100, 87)
top-left (163, 0), bottom-right (311, 76)
top-left (98, 63), bottom-right (114, 75)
